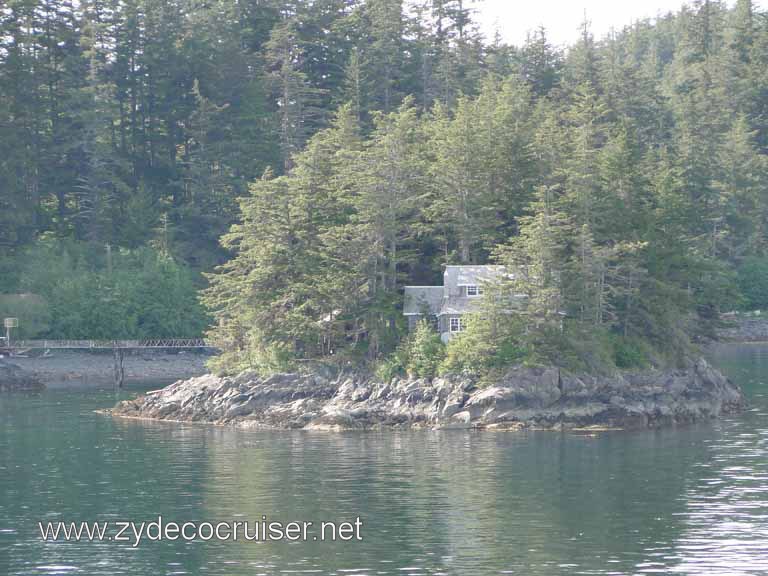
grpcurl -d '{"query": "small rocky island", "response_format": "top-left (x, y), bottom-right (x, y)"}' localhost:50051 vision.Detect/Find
top-left (110, 358), bottom-right (744, 431)
top-left (0, 359), bottom-right (44, 392)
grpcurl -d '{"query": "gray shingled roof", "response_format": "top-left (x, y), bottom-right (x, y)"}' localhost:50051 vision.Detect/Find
top-left (446, 265), bottom-right (506, 286)
top-left (403, 286), bottom-right (443, 315)
top-left (440, 296), bottom-right (483, 315)
top-left (404, 266), bottom-right (512, 318)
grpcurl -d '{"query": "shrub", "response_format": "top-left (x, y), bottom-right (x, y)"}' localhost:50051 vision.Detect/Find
top-left (738, 257), bottom-right (768, 311)
top-left (208, 333), bottom-right (293, 376)
top-left (440, 314), bottom-right (525, 379)
top-left (0, 293), bottom-right (51, 339)
top-left (372, 336), bottom-right (409, 382)
top-left (374, 320), bottom-right (445, 382)
top-left (12, 240), bottom-right (208, 339)
top-left (406, 320), bottom-right (445, 378)
top-left (375, 354), bottom-right (406, 383)
top-left (611, 335), bottom-right (649, 369)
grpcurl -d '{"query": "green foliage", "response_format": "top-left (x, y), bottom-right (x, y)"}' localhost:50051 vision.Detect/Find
top-left (3, 1), bottom-right (768, 377)
top-left (426, 78), bottom-right (536, 263)
top-left (374, 345), bottom-right (408, 383)
top-left (440, 332), bottom-right (487, 377)
top-left (738, 257), bottom-right (768, 310)
top-left (207, 330), bottom-right (294, 376)
top-left (10, 241), bottom-right (207, 339)
top-left (440, 314), bottom-right (525, 379)
top-left (610, 335), bottom-right (650, 369)
top-left (406, 320), bottom-right (446, 379)
top-left (0, 294), bottom-right (51, 339)
top-left (516, 324), bottom-right (619, 375)
top-left (375, 320), bottom-right (444, 382)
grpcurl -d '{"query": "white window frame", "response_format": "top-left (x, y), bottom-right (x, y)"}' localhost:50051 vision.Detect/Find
top-left (466, 285), bottom-right (484, 297)
top-left (450, 317), bottom-right (463, 333)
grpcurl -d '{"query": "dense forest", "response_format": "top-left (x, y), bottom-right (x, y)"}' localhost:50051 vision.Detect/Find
top-left (2, 1), bottom-right (768, 377)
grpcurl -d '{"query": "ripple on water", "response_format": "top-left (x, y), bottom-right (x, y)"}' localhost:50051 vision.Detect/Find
top-left (1, 347), bottom-right (768, 576)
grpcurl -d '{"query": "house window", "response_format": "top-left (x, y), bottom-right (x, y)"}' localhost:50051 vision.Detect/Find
top-left (466, 285), bottom-right (483, 297)
top-left (450, 317), bottom-right (463, 333)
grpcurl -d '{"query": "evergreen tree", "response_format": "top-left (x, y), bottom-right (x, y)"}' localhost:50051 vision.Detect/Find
top-left (3, 0), bottom-right (768, 368)
top-left (426, 77), bottom-right (535, 264)
top-left (265, 18), bottom-right (326, 171)
top-left (520, 26), bottom-right (563, 97)
top-left (353, 99), bottom-right (426, 357)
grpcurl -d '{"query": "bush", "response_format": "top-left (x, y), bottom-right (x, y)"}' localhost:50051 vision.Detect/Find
top-left (374, 320), bottom-right (445, 382)
top-left (0, 293), bottom-right (50, 339)
top-left (440, 314), bottom-right (525, 379)
top-left (375, 353), bottom-right (406, 382)
top-left (406, 320), bottom-right (445, 378)
top-left (208, 332), bottom-right (293, 376)
top-left (373, 337), bottom-right (409, 382)
top-left (611, 335), bottom-right (649, 369)
top-left (738, 257), bottom-right (768, 311)
top-left (11, 240), bottom-right (208, 339)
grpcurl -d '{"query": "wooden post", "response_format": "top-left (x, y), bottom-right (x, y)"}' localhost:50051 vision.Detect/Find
top-left (113, 343), bottom-right (124, 389)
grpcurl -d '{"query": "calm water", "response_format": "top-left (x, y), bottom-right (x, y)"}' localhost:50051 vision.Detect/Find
top-left (1, 346), bottom-right (767, 576)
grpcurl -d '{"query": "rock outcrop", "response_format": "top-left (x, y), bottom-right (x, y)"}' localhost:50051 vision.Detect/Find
top-left (0, 359), bottom-right (45, 392)
top-left (109, 358), bottom-right (744, 431)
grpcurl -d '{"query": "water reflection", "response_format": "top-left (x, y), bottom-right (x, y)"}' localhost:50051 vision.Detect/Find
top-left (0, 344), bottom-right (766, 575)
top-left (664, 344), bottom-right (768, 575)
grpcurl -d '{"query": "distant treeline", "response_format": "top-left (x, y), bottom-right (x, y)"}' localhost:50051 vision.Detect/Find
top-left (1, 1), bottom-right (767, 374)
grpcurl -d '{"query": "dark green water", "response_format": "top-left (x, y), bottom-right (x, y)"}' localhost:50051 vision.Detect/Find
top-left (1, 345), bottom-right (767, 576)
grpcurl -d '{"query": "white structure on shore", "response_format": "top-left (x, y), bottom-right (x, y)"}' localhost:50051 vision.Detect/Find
top-left (403, 266), bottom-right (508, 342)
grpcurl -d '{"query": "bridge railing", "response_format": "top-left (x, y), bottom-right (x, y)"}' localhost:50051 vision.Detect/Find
top-left (7, 339), bottom-right (215, 350)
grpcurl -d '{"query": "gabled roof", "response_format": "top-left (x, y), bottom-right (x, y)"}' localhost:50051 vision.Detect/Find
top-left (404, 266), bottom-right (512, 318)
top-left (403, 286), bottom-right (443, 315)
top-left (440, 296), bottom-right (483, 316)
top-left (445, 265), bottom-right (507, 287)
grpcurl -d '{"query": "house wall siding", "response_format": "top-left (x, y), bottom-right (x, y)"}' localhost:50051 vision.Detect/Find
top-left (407, 267), bottom-right (504, 333)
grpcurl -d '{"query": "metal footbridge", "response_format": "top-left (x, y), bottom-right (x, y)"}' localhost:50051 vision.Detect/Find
top-left (4, 339), bottom-right (216, 350)
top-left (0, 338), bottom-right (216, 388)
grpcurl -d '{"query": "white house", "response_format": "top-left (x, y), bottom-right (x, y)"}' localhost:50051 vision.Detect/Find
top-left (403, 266), bottom-right (508, 342)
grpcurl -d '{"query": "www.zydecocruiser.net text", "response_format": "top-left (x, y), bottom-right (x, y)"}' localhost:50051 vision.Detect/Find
top-left (38, 516), bottom-right (363, 547)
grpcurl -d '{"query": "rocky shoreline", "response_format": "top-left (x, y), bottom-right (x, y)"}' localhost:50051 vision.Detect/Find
top-left (108, 357), bottom-right (745, 431)
top-left (0, 360), bottom-right (45, 392)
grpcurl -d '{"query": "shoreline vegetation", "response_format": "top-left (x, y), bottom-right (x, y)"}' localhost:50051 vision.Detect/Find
top-left (3, 3), bottom-right (768, 409)
top-left (101, 313), bottom-right (760, 431)
top-left (0, 313), bottom-right (763, 392)
top-left (193, 2), bottom-right (768, 382)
